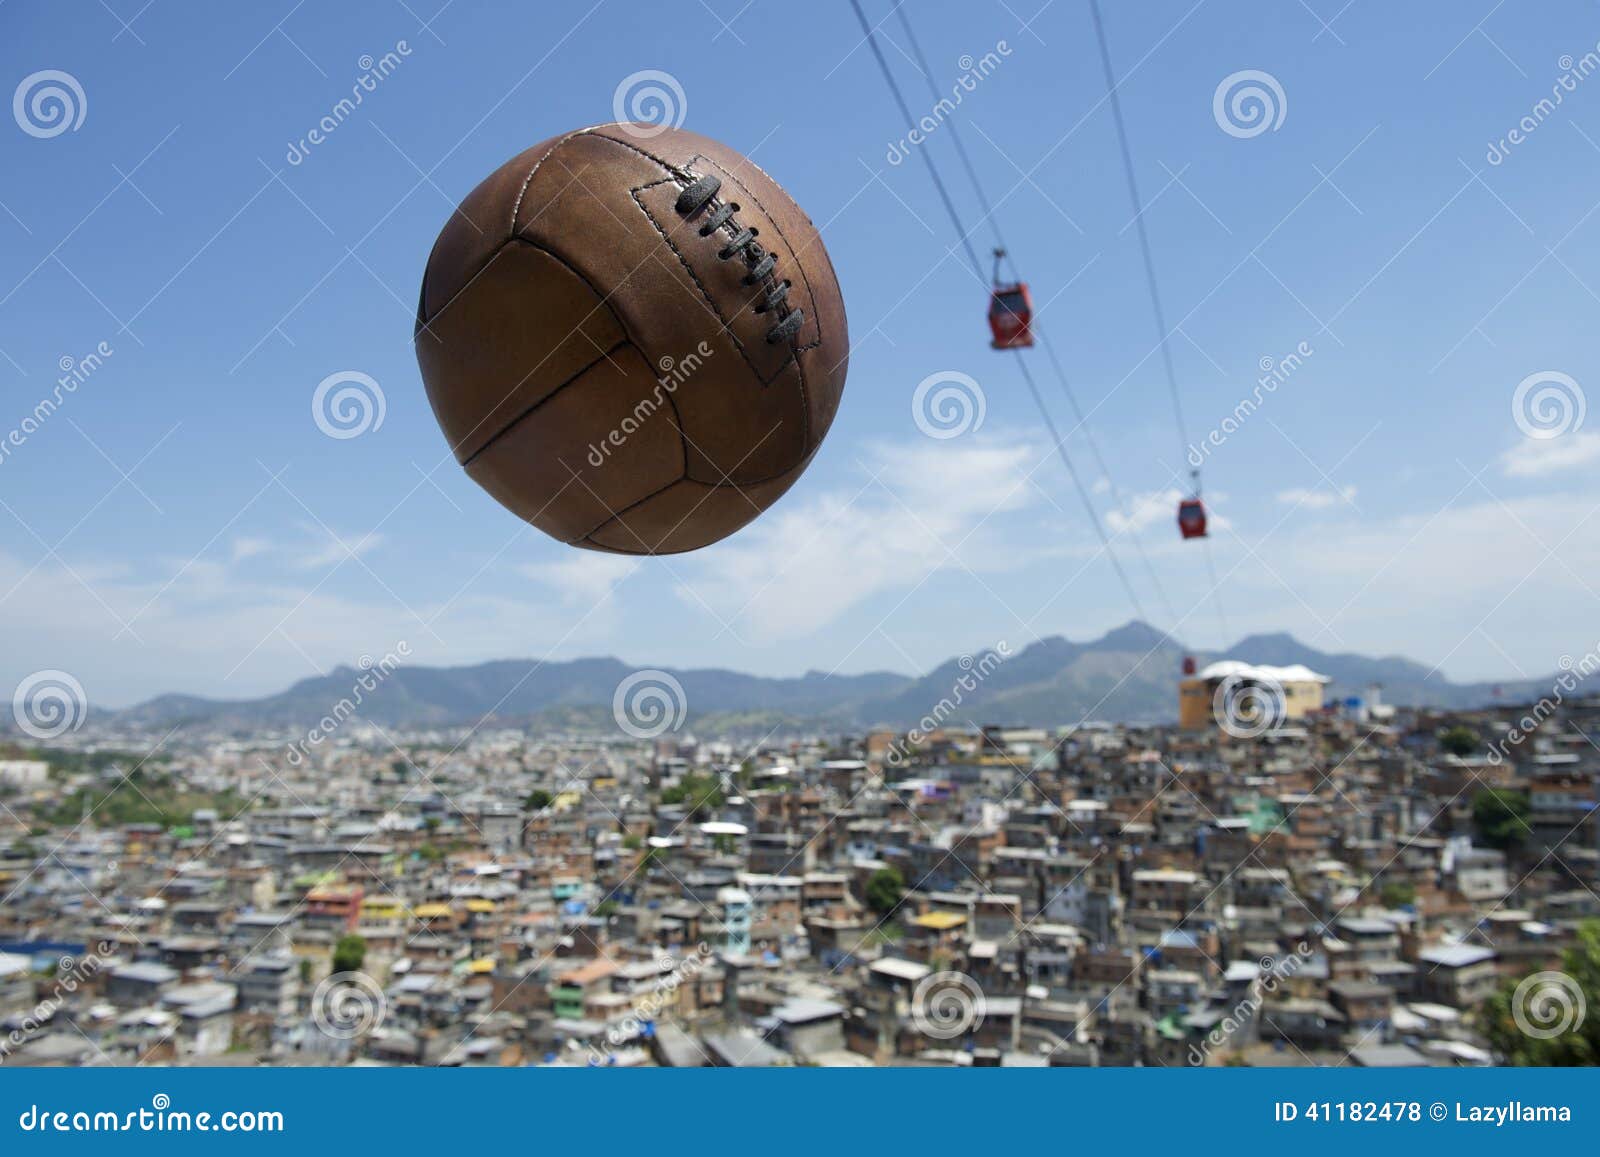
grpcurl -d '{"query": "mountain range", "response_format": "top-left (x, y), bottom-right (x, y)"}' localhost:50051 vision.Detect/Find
top-left (95, 622), bottom-right (1542, 736)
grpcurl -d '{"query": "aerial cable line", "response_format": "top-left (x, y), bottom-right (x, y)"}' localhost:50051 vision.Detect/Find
top-left (1013, 338), bottom-right (1149, 625)
top-left (1086, 0), bottom-right (1193, 476)
top-left (1087, 0), bottom-right (1231, 649)
top-left (1198, 523), bottom-right (1231, 644)
top-left (848, 0), bottom-right (1149, 626)
top-left (850, 0), bottom-right (986, 281)
top-left (891, 1), bottom-right (1178, 628)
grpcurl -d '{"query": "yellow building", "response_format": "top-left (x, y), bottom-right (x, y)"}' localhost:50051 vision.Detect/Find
top-left (1178, 660), bottom-right (1330, 731)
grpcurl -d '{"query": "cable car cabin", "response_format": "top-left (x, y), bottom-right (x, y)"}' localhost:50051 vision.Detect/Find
top-left (988, 283), bottom-right (1035, 349)
top-left (1182, 655), bottom-right (1197, 676)
top-left (1177, 498), bottom-right (1208, 540)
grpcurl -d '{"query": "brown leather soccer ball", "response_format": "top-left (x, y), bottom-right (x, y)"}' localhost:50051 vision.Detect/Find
top-left (414, 123), bottom-right (849, 555)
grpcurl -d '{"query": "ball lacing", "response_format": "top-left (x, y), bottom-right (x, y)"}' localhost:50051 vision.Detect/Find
top-left (674, 173), bottom-right (804, 345)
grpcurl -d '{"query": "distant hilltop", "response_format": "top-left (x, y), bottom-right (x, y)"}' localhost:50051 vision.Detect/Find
top-left (74, 622), bottom-right (1546, 737)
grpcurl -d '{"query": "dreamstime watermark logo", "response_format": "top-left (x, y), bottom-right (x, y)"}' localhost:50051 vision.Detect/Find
top-left (1213, 674), bottom-right (1284, 738)
top-left (312, 370), bottom-right (386, 439)
top-left (12, 670), bottom-right (87, 740)
top-left (13, 70), bottom-right (86, 138)
top-left (587, 341), bottom-right (713, 468)
top-left (1213, 70), bottom-right (1286, 139)
top-left (1188, 942), bottom-right (1315, 1065)
top-left (285, 41), bottom-right (413, 165)
top-left (912, 370), bottom-right (986, 439)
top-left (613, 669), bottom-right (687, 739)
top-left (0, 341), bottom-right (113, 468)
top-left (1511, 370), bottom-right (1584, 440)
top-left (1486, 640), bottom-right (1600, 765)
top-left (1487, 45), bottom-right (1600, 165)
top-left (284, 642), bottom-right (410, 767)
top-left (586, 942), bottom-right (714, 1065)
top-left (1188, 341), bottom-right (1312, 466)
top-left (884, 643), bottom-right (1011, 767)
top-left (1511, 970), bottom-right (1586, 1040)
top-left (311, 971), bottom-right (386, 1039)
top-left (911, 970), bottom-right (985, 1039)
top-left (885, 40), bottom-right (1013, 165)
top-left (16, 1094), bottom-right (283, 1133)
top-left (0, 942), bottom-right (113, 1063)
top-left (612, 70), bottom-right (687, 139)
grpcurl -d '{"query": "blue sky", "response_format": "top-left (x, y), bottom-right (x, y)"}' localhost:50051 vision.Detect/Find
top-left (2, 0), bottom-right (1598, 707)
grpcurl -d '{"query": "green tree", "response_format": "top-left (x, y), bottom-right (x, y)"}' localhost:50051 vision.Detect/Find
top-left (42, 773), bottom-right (243, 828)
top-left (332, 933), bottom-right (367, 975)
top-left (1379, 880), bottom-right (1416, 909)
top-left (1482, 920), bottom-right (1600, 1064)
top-left (524, 788), bottom-right (554, 812)
top-left (1438, 725), bottom-right (1480, 757)
top-left (1472, 788), bottom-right (1531, 850)
top-left (661, 772), bottom-right (724, 819)
top-left (865, 866), bottom-right (906, 915)
top-left (593, 900), bottom-right (620, 918)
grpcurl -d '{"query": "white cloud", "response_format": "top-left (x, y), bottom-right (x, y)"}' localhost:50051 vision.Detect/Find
top-left (1211, 488), bottom-right (1600, 677)
top-left (1276, 485), bottom-right (1357, 510)
top-left (11, 441), bottom-right (1599, 710)
top-left (1105, 488), bottom-right (1182, 534)
top-left (523, 552), bottom-right (639, 604)
top-left (291, 522), bottom-right (384, 570)
top-left (1101, 488), bottom-right (1235, 537)
top-left (0, 546), bottom-right (583, 707)
top-left (223, 527), bottom-right (384, 573)
top-left (230, 536), bottom-right (274, 563)
top-left (674, 434), bottom-right (1044, 642)
top-left (1500, 430), bottom-right (1600, 477)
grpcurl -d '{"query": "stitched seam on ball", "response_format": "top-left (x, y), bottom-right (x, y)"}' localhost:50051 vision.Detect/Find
top-left (578, 126), bottom-right (678, 176)
top-left (584, 132), bottom-right (817, 479)
top-left (579, 533), bottom-right (713, 557)
top-left (509, 130), bottom-right (590, 237)
top-left (571, 465), bottom-right (794, 549)
top-left (528, 131), bottom-right (806, 479)
top-left (578, 531), bottom-right (699, 557)
top-left (585, 131), bottom-right (808, 356)
top-left (683, 153), bottom-right (822, 357)
top-left (680, 152), bottom-right (818, 458)
top-left (632, 181), bottom-right (812, 463)
top-left (671, 171), bottom-right (805, 353)
top-left (630, 182), bottom-right (788, 391)
top-left (567, 473), bottom-right (683, 545)
top-left (503, 236), bottom-right (691, 479)
top-left (461, 338), bottom-right (634, 468)
top-left (428, 235), bottom-right (686, 476)
top-left (581, 127), bottom-right (822, 306)
top-left (681, 460), bottom-right (802, 488)
top-left (418, 134), bottom-right (582, 330)
top-left (585, 129), bottom-right (814, 266)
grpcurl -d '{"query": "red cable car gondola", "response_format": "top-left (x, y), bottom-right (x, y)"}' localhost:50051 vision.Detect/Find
top-left (987, 248), bottom-right (1034, 349)
top-left (1182, 655), bottom-right (1197, 676)
top-left (1177, 496), bottom-right (1207, 540)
